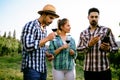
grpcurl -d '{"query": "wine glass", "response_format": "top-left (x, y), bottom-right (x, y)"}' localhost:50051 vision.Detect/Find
top-left (66, 35), bottom-right (71, 44)
top-left (52, 28), bottom-right (57, 32)
top-left (66, 35), bottom-right (71, 51)
top-left (66, 39), bottom-right (70, 44)
top-left (51, 27), bottom-right (57, 41)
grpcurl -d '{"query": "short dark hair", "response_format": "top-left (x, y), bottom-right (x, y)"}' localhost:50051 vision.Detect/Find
top-left (88, 7), bottom-right (99, 15)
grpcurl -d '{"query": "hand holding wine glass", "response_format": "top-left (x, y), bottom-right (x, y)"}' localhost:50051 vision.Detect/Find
top-left (47, 32), bottom-right (56, 41)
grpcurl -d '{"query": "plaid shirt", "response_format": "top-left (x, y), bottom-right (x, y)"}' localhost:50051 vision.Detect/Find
top-left (21, 19), bottom-right (47, 73)
top-left (48, 35), bottom-right (77, 70)
top-left (77, 26), bottom-right (118, 72)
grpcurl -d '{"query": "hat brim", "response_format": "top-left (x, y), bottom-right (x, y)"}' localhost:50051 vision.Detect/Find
top-left (38, 11), bottom-right (59, 18)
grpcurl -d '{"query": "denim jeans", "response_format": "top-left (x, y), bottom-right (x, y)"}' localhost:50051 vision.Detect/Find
top-left (23, 68), bottom-right (47, 80)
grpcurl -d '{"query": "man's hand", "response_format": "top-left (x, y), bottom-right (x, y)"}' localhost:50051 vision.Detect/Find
top-left (100, 42), bottom-right (110, 51)
top-left (46, 32), bottom-right (56, 41)
top-left (46, 53), bottom-right (54, 61)
top-left (39, 32), bottom-right (56, 47)
top-left (88, 36), bottom-right (100, 47)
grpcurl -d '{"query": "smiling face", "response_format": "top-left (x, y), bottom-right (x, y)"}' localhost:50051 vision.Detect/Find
top-left (61, 20), bottom-right (71, 33)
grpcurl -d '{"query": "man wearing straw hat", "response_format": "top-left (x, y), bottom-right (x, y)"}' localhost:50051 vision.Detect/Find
top-left (21, 4), bottom-right (59, 80)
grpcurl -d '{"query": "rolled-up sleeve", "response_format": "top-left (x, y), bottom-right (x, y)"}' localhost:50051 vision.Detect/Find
top-left (109, 31), bottom-right (118, 53)
top-left (21, 22), bottom-right (40, 52)
top-left (48, 41), bottom-right (55, 54)
top-left (77, 32), bottom-right (89, 53)
top-left (70, 38), bottom-right (77, 59)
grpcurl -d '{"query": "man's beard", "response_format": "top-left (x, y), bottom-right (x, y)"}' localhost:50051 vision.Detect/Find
top-left (90, 20), bottom-right (97, 26)
top-left (43, 20), bottom-right (51, 26)
top-left (46, 22), bottom-right (52, 26)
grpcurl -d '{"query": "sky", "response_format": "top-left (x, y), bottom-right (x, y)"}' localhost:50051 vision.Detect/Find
top-left (0, 0), bottom-right (120, 44)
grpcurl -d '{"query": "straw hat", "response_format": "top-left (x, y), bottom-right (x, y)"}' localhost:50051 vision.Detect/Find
top-left (38, 4), bottom-right (59, 18)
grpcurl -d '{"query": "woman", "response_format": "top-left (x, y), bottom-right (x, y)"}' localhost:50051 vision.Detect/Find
top-left (48, 18), bottom-right (77, 80)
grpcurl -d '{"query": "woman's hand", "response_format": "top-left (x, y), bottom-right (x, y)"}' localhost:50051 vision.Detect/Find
top-left (69, 49), bottom-right (74, 55)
